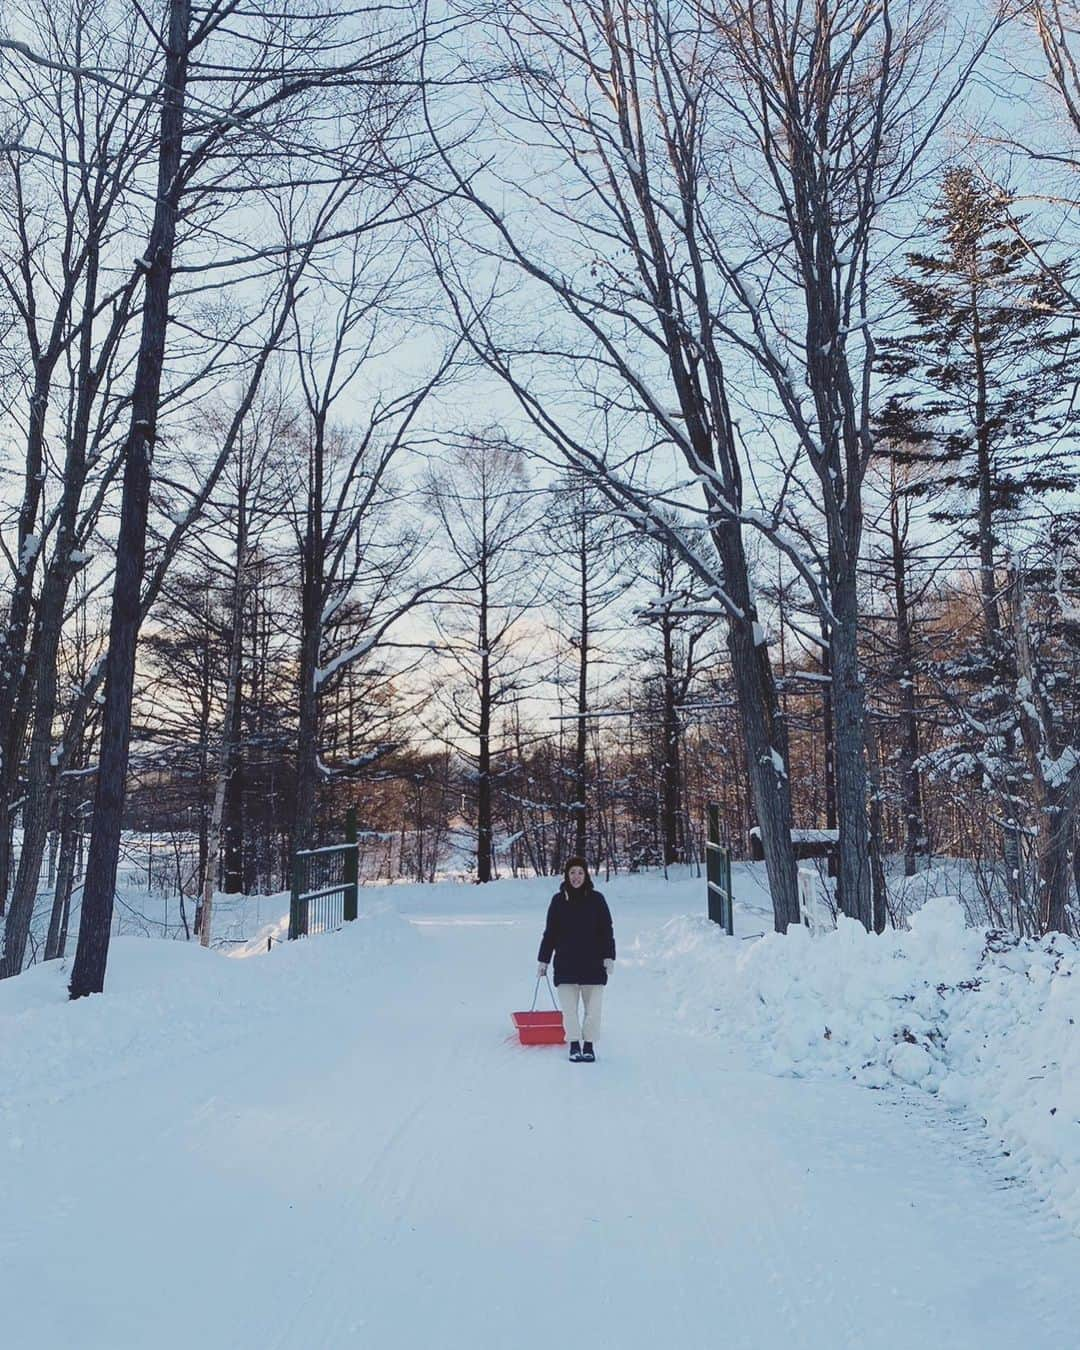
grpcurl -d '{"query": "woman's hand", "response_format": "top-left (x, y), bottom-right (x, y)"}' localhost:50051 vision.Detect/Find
top-left (537, 963), bottom-right (548, 978)
top-left (604, 958), bottom-right (614, 974)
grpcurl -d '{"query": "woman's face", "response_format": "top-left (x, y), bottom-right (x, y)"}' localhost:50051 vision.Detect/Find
top-left (568, 865), bottom-right (586, 889)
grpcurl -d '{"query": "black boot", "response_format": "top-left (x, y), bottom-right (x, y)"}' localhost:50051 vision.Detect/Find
top-left (581, 1041), bottom-right (596, 1062)
top-left (569, 1040), bottom-right (583, 1062)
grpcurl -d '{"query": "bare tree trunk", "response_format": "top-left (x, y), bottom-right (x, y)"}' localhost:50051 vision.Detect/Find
top-left (293, 391), bottom-right (328, 859)
top-left (573, 516), bottom-right (589, 862)
top-left (1072, 829), bottom-right (1080, 921)
top-left (661, 618), bottom-right (680, 867)
top-left (477, 559), bottom-right (493, 883)
top-left (830, 580), bottom-right (873, 929)
top-left (0, 809), bottom-right (11, 921)
top-left (716, 523), bottom-right (800, 931)
top-left (0, 248), bottom-right (106, 975)
top-left (0, 673), bottom-right (37, 922)
top-left (972, 295), bottom-right (1001, 639)
top-left (69, 0), bottom-right (191, 999)
top-left (1, 665), bottom-right (59, 975)
top-left (222, 696), bottom-right (244, 893)
top-left (889, 486), bottom-right (925, 875)
top-left (1012, 570), bottom-right (1078, 934)
top-left (865, 723), bottom-right (889, 933)
top-left (45, 786), bottom-right (78, 960)
top-left (199, 522), bottom-right (246, 948)
top-left (294, 623), bottom-right (321, 856)
top-left (0, 361), bottom-right (59, 918)
top-left (821, 628), bottom-right (837, 834)
top-left (1037, 791), bottom-right (1074, 936)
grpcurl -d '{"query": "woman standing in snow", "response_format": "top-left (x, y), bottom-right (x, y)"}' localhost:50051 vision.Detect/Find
top-left (537, 857), bottom-right (615, 1062)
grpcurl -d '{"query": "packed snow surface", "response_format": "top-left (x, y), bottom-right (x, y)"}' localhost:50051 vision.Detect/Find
top-left (2, 867), bottom-right (1079, 1349)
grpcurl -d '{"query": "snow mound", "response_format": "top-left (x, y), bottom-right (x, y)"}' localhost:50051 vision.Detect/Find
top-left (641, 897), bottom-right (1080, 1235)
top-left (0, 904), bottom-right (418, 1108)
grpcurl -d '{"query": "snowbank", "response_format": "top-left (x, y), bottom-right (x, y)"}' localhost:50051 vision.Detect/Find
top-left (643, 898), bottom-right (1080, 1235)
top-left (0, 901), bottom-right (417, 1109)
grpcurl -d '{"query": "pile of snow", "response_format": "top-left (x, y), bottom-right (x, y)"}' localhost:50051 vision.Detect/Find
top-left (642, 897), bottom-right (1080, 1235)
top-left (885, 858), bottom-right (1002, 928)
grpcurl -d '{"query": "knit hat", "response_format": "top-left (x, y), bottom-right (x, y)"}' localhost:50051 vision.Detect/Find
top-left (563, 856), bottom-right (593, 890)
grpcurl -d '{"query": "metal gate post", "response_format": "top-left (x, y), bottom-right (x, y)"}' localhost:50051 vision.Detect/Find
top-left (706, 803), bottom-right (735, 934)
top-left (288, 851), bottom-right (303, 941)
top-left (343, 807), bottom-right (358, 922)
top-left (706, 803), bottom-right (722, 924)
top-left (722, 845), bottom-right (734, 936)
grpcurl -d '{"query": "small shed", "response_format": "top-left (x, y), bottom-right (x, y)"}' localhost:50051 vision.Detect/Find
top-left (749, 827), bottom-right (839, 877)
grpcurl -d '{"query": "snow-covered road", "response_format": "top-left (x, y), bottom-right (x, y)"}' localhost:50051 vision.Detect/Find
top-left (3, 874), bottom-right (1079, 1349)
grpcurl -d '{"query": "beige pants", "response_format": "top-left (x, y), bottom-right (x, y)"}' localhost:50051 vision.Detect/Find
top-left (558, 983), bottom-right (603, 1043)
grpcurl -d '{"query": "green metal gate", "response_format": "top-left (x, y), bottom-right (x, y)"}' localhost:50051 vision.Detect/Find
top-left (706, 803), bottom-right (734, 935)
top-left (288, 810), bottom-right (359, 941)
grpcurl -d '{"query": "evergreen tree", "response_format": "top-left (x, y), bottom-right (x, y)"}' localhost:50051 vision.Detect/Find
top-left (878, 168), bottom-right (1078, 638)
top-left (878, 167), bottom-right (1079, 917)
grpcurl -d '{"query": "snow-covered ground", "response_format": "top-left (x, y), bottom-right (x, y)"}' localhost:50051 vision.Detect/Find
top-left (3, 866), bottom-right (1079, 1349)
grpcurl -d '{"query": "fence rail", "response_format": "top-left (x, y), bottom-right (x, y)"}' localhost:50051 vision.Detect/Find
top-left (288, 811), bottom-right (359, 941)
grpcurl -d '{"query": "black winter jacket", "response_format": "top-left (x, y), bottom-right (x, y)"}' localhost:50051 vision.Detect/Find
top-left (537, 883), bottom-right (616, 986)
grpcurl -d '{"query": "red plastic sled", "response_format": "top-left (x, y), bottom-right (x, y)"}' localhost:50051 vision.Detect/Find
top-left (512, 976), bottom-right (566, 1045)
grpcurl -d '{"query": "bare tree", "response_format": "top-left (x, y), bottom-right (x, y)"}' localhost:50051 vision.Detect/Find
top-left (425, 434), bottom-right (545, 882)
top-left (287, 236), bottom-right (459, 867)
top-left (688, 0), bottom-right (1004, 925)
top-left (36, 0), bottom-right (447, 995)
top-left (632, 528), bottom-right (722, 868)
top-left (0, 0), bottom-right (155, 914)
top-left (426, 1), bottom-right (807, 927)
top-left (861, 449), bottom-right (942, 878)
top-left (0, 173), bottom-right (356, 979)
top-left (544, 472), bottom-right (630, 864)
top-left (191, 393), bottom-right (294, 946)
